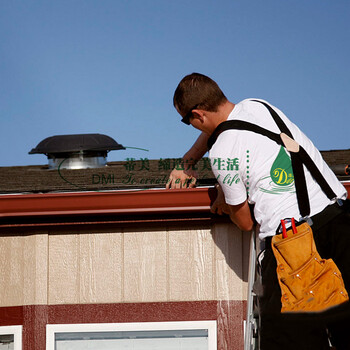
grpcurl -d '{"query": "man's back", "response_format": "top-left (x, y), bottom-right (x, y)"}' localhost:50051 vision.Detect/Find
top-left (208, 98), bottom-right (347, 239)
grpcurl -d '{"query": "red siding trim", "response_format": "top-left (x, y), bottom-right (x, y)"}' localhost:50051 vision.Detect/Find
top-left (0, 301), bottom-right (245, 350)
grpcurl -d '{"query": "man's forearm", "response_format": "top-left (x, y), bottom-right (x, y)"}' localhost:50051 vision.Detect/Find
top-left (183, 132), bottom-right (209, 169)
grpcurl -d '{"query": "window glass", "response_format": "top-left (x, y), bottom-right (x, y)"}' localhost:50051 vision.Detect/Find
top-left (0, 334), bottom-right (15, 350)
top-left (55, 329), bottom-right (208, 350)
top-left (0, 328), bottom-right (15, 350)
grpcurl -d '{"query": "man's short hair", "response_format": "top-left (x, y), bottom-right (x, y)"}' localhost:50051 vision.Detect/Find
top-left (173, 73), bottom-right (227, 116)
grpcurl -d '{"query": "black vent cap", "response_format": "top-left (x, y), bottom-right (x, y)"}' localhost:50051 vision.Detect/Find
top-left (29, 134), bottom-right (125, 154)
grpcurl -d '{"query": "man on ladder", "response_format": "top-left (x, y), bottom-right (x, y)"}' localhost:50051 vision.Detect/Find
top-left (167, 73), bottom-right (350, 349)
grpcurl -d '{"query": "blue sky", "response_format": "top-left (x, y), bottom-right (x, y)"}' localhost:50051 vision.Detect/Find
top-left (1, 0), bottom-right (349, 167)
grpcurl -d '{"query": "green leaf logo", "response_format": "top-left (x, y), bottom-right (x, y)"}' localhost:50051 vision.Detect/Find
top-left (270, 146), bottom-right (294, 186)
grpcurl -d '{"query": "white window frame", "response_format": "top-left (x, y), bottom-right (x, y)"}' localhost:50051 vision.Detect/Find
top-left (46, 320), bottom-right (217, 350)
top-left (0, 325), bottom-right (22, 350)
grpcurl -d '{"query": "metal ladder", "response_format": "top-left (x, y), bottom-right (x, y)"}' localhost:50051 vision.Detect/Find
top-left (244, 230), bottom-right (260, 350)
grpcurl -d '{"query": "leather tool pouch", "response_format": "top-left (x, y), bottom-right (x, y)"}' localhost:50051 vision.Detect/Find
top-left (272, 222), bottom-right (349, 312)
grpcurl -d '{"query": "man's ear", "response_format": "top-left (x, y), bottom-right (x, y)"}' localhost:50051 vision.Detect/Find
top-left (191, 109), bottom-right (205, 123)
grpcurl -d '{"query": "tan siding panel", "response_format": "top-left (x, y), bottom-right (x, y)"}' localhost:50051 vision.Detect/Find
top-left (213, 223), bottom-right (246, 300)
top-left (168, 228), bottom-right (214, 301)
top-left (123, 230), bottom-right (167, 302)
top-left (0, 233), bottom-right (48, 307)
top-left (79, 231), bottom-right (123, 303)
top-left (48, 234), bottom-right (79, 304)
top-left (24, 233), bottom-right (48, 305)
top-left (0, 236), bottom-right (23, 306)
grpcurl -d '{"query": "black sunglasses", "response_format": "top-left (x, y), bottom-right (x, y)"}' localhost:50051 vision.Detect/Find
top-left (181, 104), bottom-right (199, 125)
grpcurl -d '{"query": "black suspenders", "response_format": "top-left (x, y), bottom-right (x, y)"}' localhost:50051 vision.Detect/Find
top-left (207, 100), bottom-right (337, 219)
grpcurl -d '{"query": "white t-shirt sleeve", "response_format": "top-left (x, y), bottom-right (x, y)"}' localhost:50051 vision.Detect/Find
top-left (210, 154), bottom-right (248, 206)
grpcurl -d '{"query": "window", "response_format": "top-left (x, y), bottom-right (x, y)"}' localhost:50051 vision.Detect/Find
top-left (47, 321), bottom-right (217, 350)
top-left (0, 326), bottom-right (22, 350)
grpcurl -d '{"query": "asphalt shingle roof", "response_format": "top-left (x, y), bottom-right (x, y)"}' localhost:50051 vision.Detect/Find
top-left (0, 150), bottom-right (349, 194)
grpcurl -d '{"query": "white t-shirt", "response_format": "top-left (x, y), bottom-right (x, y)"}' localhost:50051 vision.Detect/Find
top-left (209, 99), bottom-right (347, 240)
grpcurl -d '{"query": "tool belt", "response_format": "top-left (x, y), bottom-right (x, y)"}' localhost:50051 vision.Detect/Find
top-left (272, 220), bottom-right (348, 312)
top-left (207, 99), bottom-right (349, 313)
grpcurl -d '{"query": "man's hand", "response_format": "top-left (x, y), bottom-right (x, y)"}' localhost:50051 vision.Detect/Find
top-left (211, 184), bottom-right (254, 231)
top-left (166, 132), bottom-right (208, 189)
top-left (166, 169), bottom-right (197, 189)
top-left (211, 184), bottom-right (230, 215)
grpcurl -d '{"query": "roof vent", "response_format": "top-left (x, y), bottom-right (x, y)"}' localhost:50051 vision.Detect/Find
top-left (29, 133), bottom-right (125, 169)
